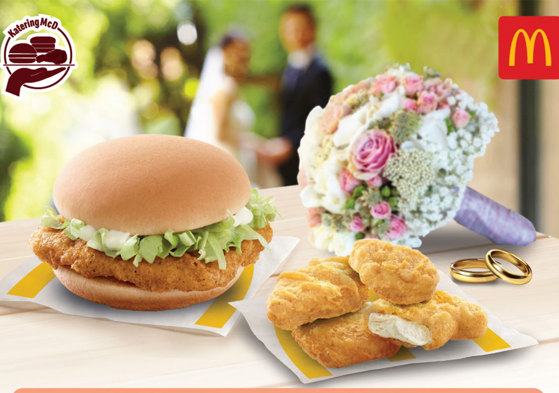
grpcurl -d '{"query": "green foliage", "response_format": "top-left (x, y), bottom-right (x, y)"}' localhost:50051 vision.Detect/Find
top-left (388, 196), bottom-right (400, 211)
top-left (0, 123), bottom-right (28, 222)
top-left (391, 110), bottom-right (421, 144)
top-left (195, 0), bottom-right (387, 138)
top-left (446, 117), bottom-right (457, 135)
top-left (0, 0), bottom-right (514, 221)
top-left (374, 218), bottom-right (391, 236)
top-left (0, 0), bottom-right (203, 220)
top-left (383, 0), bottom-right (515, 107)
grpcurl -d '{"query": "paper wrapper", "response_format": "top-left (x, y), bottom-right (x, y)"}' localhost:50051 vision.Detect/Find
top-left (0, 236), bottom-right (299, 336)
top-left (232, 269), bottom-right (537, 383)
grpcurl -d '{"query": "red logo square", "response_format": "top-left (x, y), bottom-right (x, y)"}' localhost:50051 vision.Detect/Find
top-left (499, 16), bottom-right (559, 80)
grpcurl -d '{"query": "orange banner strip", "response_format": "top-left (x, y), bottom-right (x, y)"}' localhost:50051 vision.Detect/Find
top-left (15, 388), bottom-right (542, 393)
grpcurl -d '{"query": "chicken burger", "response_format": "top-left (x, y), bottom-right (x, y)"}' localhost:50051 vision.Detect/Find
top-left (30, 135), bottom-right (277, 310)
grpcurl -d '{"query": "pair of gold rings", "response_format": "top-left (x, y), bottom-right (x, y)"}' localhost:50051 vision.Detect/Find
top-left (450, 249), bottom-right (532, 285)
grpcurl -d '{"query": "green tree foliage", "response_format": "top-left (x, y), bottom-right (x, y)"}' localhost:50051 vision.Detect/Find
top-left (0, 121), bottom-right (28, 221)
top-left (0, 0), bottom-right (514, 220)
top-left (0, 0), bottom-right (204, 220)
top-left (195, 0), bottom-right (513, 138)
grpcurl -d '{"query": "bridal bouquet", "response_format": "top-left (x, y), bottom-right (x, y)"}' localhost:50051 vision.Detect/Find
top-left (298, 64), bottom-right (534, 255)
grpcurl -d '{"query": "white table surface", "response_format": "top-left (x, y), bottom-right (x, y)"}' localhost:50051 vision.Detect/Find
top-left (0, 186), bottom-right (557, 391)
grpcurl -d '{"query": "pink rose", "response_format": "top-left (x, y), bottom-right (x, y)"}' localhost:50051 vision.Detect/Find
top-left (349, 215), bottom-right (365, 232)
top-left (341, 104), bottom-right (353, 117)
top-left (345, 78), bottom-right (372, 97)
top-left (366, 175), bottom-right (383, 188)
top-left (339, 168), bottom-right (361, 194)
top-left (403, 98), bottom-right (418, 112)
top-left (307, 207), bottom-right (324, 227)
top-left (425, 79), bottom-right (452, 99)
top-left (351, 129), bottom-right (395, 179)
top-left (417, 91), bottom-right (437, 114)
top-left (435, 81), bottom-right (452, 98)
top-left (321, 79), bottom-right (374, 134)
top-left (308, 215), bottom-right (321, 227)
top-left (402, 75), bottom-right (423, 96)
top-left (386, 215), bottom-right (407, 240)
top-left (452, 108), bottom-right (471, 129)
top-left (372, 75), bottom-right (397, 95)
top-left (371, 201), bottom-right (391, 219)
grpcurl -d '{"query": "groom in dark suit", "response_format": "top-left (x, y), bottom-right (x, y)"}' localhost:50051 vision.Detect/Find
top-left (257, 4), bottom-right (333, 185)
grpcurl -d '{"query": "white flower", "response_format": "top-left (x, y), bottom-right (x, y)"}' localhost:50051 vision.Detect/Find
top-left (299, 66), bottom-right (500, 252)
top-left (310, 226), bottom-right (355, 256)
top-left (367, 92), bottom-right (402, 123)
top-left (300, 186), bottom-right (320, 208)
top-left (415, 108), bottom-right (450, 151)
top-left (333, 105), bottom-right (368, 147)
top-left (447, 134), bottom-right (458, 149)
top-left (312, 155), bottom-right (347, 214)
top-left (298, 106), bottom-right (323, 173)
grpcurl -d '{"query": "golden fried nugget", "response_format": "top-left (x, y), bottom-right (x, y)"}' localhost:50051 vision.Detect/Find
top-left (266, 256), bottom-right (369, 330)
top-left (369, 290), bottom-right (488, 350)
top-left (292, 303), bottom-right (401, 368)
top-left (349, 239), bottom-right (439, 304)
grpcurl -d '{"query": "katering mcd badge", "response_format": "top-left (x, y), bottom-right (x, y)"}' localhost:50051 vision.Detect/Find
top-left (1, 14), bottom-right (77, 98)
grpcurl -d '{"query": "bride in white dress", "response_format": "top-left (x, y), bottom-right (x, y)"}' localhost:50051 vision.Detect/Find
top-left (185, 33), bottom-right (281, 188)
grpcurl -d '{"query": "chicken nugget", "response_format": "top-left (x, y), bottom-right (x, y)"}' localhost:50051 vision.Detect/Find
top-left (292, 303), bottom-right (401, 368)
top-left (266, 256), bottom-right (369, 330)
top-left (368, 290), bottom-right (488, 350)
top-left (349, 239), bottom-right (439, 304)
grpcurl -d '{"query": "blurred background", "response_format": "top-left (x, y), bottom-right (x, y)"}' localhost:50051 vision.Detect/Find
top-left (0, 0), bottom-right (558, 236)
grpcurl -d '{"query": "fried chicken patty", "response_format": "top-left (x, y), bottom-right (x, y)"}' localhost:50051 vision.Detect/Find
top-left (30, 222), bottom-right (272, 293)
top-left (292, 303), bottom-right (401, 368)
top-left (267, 256), bottom-right (369, 330)
top-left (349, 239), bottom-right (439, 305)
top-left (370, 290), bottom-right (488, 350)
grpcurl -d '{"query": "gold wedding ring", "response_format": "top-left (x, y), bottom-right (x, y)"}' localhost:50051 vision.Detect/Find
top-left (450, 249), bottom-right (532, 285)
top-left (450, 258), bottom-right (498, 283)
top-left (485, 249), bottom-right (533, 285)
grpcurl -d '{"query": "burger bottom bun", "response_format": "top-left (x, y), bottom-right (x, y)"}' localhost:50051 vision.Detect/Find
top-left (54, 266), bottom-right (243, 311)
top-left (34, 47), bottom-right (55, 53)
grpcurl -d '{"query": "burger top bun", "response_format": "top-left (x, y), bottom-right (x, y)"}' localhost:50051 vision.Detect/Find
top-left (30, 36), bottom-right (56, 44)
top-left (53, 135), bottom-right (251, 235)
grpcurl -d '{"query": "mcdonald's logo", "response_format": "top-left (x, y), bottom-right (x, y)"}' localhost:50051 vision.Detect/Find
top-left (509, 29), bottom-right (551, 67)
top-left (499, 16), bottom-right (559, 80)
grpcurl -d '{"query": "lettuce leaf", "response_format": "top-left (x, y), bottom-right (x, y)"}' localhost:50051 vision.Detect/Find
top-left (41, 207), bottom-right (69, 230)
top-left (246, 189), bottom-right (279, 229)
top-left (40, 188), bottom-right (277, 269)
top-left (139, 235), bottom-right (163, 263)
top-left (120, 235), bottom-right (139, 261)
top-left (64, 218), bottom-right (84, 240)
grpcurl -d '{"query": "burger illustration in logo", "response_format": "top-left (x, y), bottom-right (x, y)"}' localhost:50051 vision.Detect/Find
top-left (9, 43), bottom-right (37, 64)
top-left (1, 15), bottom-right (77, 98)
